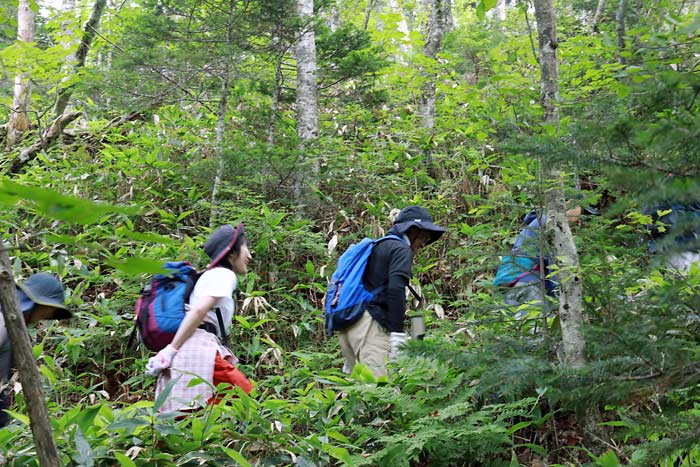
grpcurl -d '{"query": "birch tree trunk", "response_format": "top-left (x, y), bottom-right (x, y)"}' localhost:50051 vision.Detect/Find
top-left (387, 0), bottom-right (412, 59)
top-left (615, 0), bottom-right (627, 65)
top-left (209, 1), bottom-right (235, 228)
top-left (209, 71), bottom-right (229, 229)
top-left (0, 247), bottom-right (60, 466)
top-left (418, 0), bottom-right (450, 130)
top-left (532, 0), bottom-right (586, 369)
top-left (53, 0), bottom-right (108, 117)
top-left (294, 0), bottom-right (320, 213)
top-left (326, 0), bottom-right (341, 32)
top-left (7, 0), bottom-right (35, 147)
top-left (592, 0), bottom-right (606, 32)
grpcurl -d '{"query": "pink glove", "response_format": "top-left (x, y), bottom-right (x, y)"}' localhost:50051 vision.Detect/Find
top-left (145, 344), bottom-right (178, 376)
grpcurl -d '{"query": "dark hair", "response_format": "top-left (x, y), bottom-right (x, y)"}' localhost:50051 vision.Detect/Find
top-left (218, 233), bottom-right (247, 270)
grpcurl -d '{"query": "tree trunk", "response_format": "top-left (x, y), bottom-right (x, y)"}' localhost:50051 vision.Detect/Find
top-left (294, 0), bottom-right (320, 213)
top-left (387, 0), bottom-right (412, 58)
top-left (326, 0), bottom-right (341, 32)
top-left (615, 0), bottom-right (627, 65)
top-left (532, 0), bottom-right (587, 369)
top-left (592, 0), bottom-right (606, 32)
top-left (418, 0), bottom-right (450, 130)
top-left (209, 1), bottom-right (235, 228)
top-left (0, 247), bottom-right (60, 466)
top-left (7, 0), bottom-right (35, 147)
top-left (267, 47), bottom-right (283, 146)
top-left (53, 0), bottom-right (108, 117)
top-left (209, 71), bottom-right (229, 229)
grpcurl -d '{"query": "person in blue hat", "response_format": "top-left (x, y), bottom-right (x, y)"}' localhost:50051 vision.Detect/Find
top-left (494, 205), bottom-right (598, 329)
top-left (0, 273), bottom-right (71, 427)
top-left (338, 205), bottom-right (446, 377)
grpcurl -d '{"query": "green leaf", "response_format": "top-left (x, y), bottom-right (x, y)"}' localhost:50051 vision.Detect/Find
top-left (326, 430), bottom-right (350, 444)
top-left (113, 452), bottom-right (137, 467)
top-left (108, 417), bottom-right (150, 432)
top-left (305, 260), bottom-right (315, 276)
top-left (71, 404), bottom-right (103, 434)
top-left (476, 0), bottom-right (498, 19)
top-left (74, 427), bottom-right (95, 467)
top-left (154, 376), bottom-right (181, 412)
top-left (0, 178), bottom-right (137, 224)
top-left (5, 410), bottom-right (30, 426)
top-left (595, 450), bottom-right (621, 467)
top-left (508, 420), bottom-right (534, 434)
top-left (221, 447), bottom-right (252, 467)
top-left (108, 257), bottom-right (171, 275)
top-left (324, 445), bottom-right (353, 465)
top-left (351, 363), bottom-right (377, 383)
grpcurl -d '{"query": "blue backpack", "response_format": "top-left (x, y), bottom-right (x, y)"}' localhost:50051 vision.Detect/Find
top-left (493, 255), bottom-right (538, 287)
top-left (325, 235), bottom-right (402, 336)
top-left (134, 261), bottom-right (201, 352)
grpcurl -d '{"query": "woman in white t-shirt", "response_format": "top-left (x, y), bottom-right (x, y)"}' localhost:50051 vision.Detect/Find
top-left (146, 223), bottom-right (253, 414)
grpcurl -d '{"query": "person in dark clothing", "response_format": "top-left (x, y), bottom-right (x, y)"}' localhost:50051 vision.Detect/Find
top-left (644, 201), bottom-right (700, 273)
top-left (0, 273), bottom-right (71, 428)
top-left (338, 205), bottom-right (446, 377)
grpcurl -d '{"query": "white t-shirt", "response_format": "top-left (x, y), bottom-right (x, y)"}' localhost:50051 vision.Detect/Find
top-left (188, 267), bottom-right (237, 337)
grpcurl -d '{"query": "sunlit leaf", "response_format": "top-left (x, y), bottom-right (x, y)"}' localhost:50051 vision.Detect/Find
top-left (0, 178), bottom-right (137, 224)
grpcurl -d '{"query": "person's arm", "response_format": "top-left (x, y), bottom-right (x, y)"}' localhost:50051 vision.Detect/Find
top-left (384, 246), bottom-right (413, 333)
top-left (170, 295), bottom-right (218, 350)
top-left (145, 295), bottom-right (220, 376)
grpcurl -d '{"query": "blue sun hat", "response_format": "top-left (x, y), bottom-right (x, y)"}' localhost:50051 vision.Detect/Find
top-left (16, 273), bottom-right (71, 319)
top-left (392, 206), bottom-right (447, 245)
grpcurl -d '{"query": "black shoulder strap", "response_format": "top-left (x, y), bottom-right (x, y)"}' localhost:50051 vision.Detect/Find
top-left (126, 320), bottom-right (138, 350)
top-left (215, 308), bottom-right (230, 348)
top-left (407, 284), bottom-right (423, 306)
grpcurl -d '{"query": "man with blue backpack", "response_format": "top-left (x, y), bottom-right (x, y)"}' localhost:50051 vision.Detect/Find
top-left (326, 205), bottom-right (446, 377)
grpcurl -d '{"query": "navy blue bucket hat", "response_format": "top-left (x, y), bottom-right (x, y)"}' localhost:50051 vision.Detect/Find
top-left (392, 206), bottom-right (446, 245)
top-left (16, 273), bottom-right (71, 319)
top-left (204, 223), bottom-right (244, 269)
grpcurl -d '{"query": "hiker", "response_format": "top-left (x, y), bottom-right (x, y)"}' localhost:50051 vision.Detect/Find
top-left (644, 201), bottom-right (700, 273)
top-left (494, 206), bottom-right (597, 321)
top-left (145, 224), bottom-right (254, 414)
top-left (493, 211), bottom-right (552, 318)
top-left (1, 273), bottom-right (71, 427)
top-left (337, 205), bottom-right (446, 377)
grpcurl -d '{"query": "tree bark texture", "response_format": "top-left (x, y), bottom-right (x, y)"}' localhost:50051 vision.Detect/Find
top-left (615, 0), bottom-right (627, 65)
top-left (295, 0), bottom-right (319, 145)
top-left (418, 0), bottom-right (450, 130)
top-left (7, 0), bottom-right (35, 147)
top-left (592, 0), bottom-right (606, 32)
top-left (209, 71), bottom-right (229, 229)
top-left (53, 0), bottom-right (108, 117)
top-left (294, 0), bottom-right (320, 213)
top-left (0, 248), bottom-right (60, 466)
top-left (267, 47), bottom-right (283, 146)
top-left (387, 0), bottom-right (412, 59)
top-left (532, 0), bottom-right (587, 368)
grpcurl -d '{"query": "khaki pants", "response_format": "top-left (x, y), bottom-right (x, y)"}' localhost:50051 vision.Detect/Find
top-left (338, 311), bottom-right (390, 377)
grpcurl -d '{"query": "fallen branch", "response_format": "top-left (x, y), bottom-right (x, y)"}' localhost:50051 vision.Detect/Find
top-left (7, 111), bottom-right (81, 175)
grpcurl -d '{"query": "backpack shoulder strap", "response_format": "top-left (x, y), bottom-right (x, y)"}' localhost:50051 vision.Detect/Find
top-left (214, 308), bottom-right (230, 348)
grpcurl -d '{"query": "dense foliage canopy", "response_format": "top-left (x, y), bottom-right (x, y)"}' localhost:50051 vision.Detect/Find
top-left (1, 0), bottom-right (699, 465)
